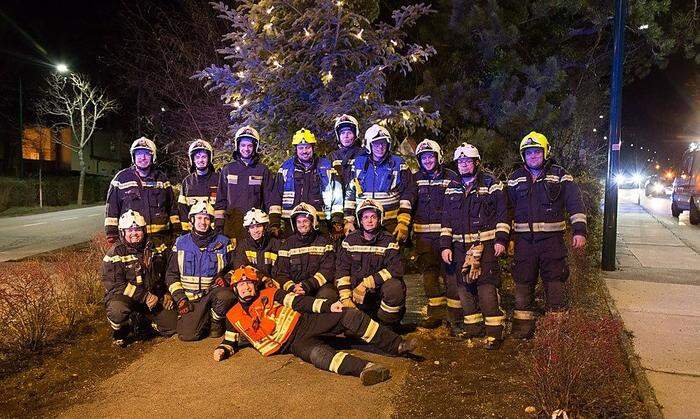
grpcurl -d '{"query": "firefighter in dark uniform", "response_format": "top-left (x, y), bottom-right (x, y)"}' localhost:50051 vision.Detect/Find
top-left (329, 115), bottom-right (365, 241)
top-left (343, 124), bottom-right (414, 243)
top-left (274, 128), bottom-right (344, 238)
top-left (507, 132), bottom-right (587, 338)
top-left (226, 208), bottom-right (281, 288)
top-left (410, 139), bottom-right (460, 329)
top-left (336, 199), bottom-right (406, 328)
top-left (178, 139), bottom-right (219, 232)
top-left (105, 137), bottom-right (181, 246)
top-left (213, 266), bottom-right (417, 386)
top-left (215, 126), bottom-right (280, 240)
top-left (274, 203), bottom-right (338, 300)
top-left (166, 202), bottom-right (236, 341)
top-left (102, 210), bottom-right (177, 347)
top-left (440, 143), bottom-right (510, 349)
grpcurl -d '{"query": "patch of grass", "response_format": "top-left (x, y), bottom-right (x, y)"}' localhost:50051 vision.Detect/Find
top-left (0, 203), bottom-right (101, 218)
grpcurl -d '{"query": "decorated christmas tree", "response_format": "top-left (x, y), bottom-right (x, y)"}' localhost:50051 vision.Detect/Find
top-left (197, 0), bottom-right (439, 158)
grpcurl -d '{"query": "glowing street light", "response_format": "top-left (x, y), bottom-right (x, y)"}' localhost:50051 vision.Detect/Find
top-left (55, 63), bottom-right (69, 73)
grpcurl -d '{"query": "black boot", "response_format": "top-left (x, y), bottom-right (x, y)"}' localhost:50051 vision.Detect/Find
top-left (397, 337), bottom-right (418, 355)
top-left (360, 363), bottom-right (391, 386)
top-left (112, 327), bottom-right (130, 348)
top-left (209, 320), bottom-right (225, 338)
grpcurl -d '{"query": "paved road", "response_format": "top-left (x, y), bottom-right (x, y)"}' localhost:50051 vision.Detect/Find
top-left (0, 205), bottom-right (104, 262)
top-left (604, 189), bottom-right (700, 418)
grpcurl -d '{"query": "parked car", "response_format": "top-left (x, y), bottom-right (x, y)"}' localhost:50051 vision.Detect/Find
top-left (644, 174), bottom-right (672, 197)
top-left (671, 144), bottom-right (700, 224)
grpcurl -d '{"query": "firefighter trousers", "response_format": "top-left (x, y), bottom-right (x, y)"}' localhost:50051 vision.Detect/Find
top-left (445, 241), bottom-right (504, 337)
top-left (105, 294), bottom-right (177, 336)
top-left (286, 309), bottom-right (402, 377)
top-left (357, 278), bottom-right (406, 326)
top-left (177, 287), bottom-right (236, 341)
top-left (512, 234), bottom-right (569, 338)
top-left (414, 234), bottom-right (447, 320)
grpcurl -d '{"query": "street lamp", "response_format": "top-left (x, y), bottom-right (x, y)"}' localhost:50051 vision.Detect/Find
top-left (55, 63), bottom-right (69, 73)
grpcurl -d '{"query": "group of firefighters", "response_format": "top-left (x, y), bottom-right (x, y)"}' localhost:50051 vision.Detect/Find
top-left (101, 114), bottom-right (587, 386)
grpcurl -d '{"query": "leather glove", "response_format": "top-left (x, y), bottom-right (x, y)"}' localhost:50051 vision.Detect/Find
top-left (352, 284), bottom-right (368, 304)
top-left (178, 299), bottom-right (194, 316)
top-left (214, 277), bottom-right (228, 288)
top-left (331, 222), bottom-right (345, 242)
top-left (341, 298), bottom-right (357, 309)
top-left (461, 243), bottom-right (483, 283)
top-left (393, 222), bottom-right (409, 242)
top-left (263, 276), bottom-right (279, 289)
top-left (268, 225), bottom-right (281, 238)
top-left (162, 293), bottom-right (174, 311)
top-left (145, 292), bottom-right (158, 310)
top-left (344, 221), bottom-right (356, 236)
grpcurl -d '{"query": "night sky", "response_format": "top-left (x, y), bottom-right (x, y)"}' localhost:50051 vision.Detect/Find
top-left (1, 0), bottom-right (697, 174)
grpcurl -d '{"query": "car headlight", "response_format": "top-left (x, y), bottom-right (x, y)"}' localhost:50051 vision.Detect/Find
top-left (615, 174), bottom-right (626, 185)
top-left (652, 182), bottom-right (664, 193)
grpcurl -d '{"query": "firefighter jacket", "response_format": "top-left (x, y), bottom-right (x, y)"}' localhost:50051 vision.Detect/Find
top-left (411, 167), bottom-right (460, 236)
top-left (275, 156), bottom-right (344, 224)
top-left (329, 145), bottom-right (366, 188)
top-left (178, 170), bottom-right (220, 231)
top-left (440, 170), bottom-right (510, 250)
top-left (230, 233), bottom-right (281, 283)
top-left (216, 288), bottom-right (333, 357)
top-left (104, 167), bottom-right (180, 241)
top-left (166, 231), bottom-right (235, 303)
top-left (215, 158), bottom-right (280, 234)
top-left (274, 231), bottom-right (335, 294)
top-left (335, 230), bottom-right (404, 301)
top-left (344, 154), bottom-right (415, 226)
top-left (506, 162), bottom-right (587, 238)
top-left (102, 240), bottom-right (169, 304)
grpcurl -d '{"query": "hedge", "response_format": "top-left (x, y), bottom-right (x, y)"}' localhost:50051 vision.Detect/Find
top-left (0, 176), bottom-right (111, 211)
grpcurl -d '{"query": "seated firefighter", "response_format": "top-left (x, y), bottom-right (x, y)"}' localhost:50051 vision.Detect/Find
top-left (166, 202), bottom-right (236, 341)
top-left (335, 199), bottom-right (406, 328)
top-left (227, 207), bottom-right (281, 288)
top-left (274, 203), bottom-right (338, 300)
top-left (213, 266), bottom-right (417, 386)
top-left (101, 210), bottom-right (177, 347)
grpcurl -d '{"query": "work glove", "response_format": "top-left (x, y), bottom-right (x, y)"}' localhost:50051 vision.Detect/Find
top-left (262, 276), bottom-right (279, 289)
top-left (107, 235), bottom-right (118, 245)
top-left (393, 222), bottom-right (409, 242)
top-left (214, 276), bottom-right (229, 288)
top-left (162, 293), bottom-right (174, 311)
top-left (268, 225), bottom-right (281, 238)
top-left (341, 298), bottom-right (357, 309)
top-left (461, 243), bottom-right (483, 283)
top-left (331, 222), bottom-right (345, 242)
top-left (145, 292), bottom-right (159, 310)
top-left (178, 299), bottom-right (194, 316)
top-left (344, 221), bottom-right (356, 236)
top-left (352, 283), bottom-right (368, 305)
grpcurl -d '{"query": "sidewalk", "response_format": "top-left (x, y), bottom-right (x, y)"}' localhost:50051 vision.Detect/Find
top-left (603, 203), bottom-right (700, 419)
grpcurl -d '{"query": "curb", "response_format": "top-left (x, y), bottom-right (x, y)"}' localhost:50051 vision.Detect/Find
top-left (600, 275), bottom-right (664, 419)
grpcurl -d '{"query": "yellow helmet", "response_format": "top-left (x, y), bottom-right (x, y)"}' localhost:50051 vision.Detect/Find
top-left (519, 131), bottom-right (550, 161)
top-left (292, 128), bottom-right (317, 146)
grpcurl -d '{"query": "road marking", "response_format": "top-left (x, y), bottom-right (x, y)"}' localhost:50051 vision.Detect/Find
top-left (61, 217), bottom-right (79, 221)
top-left (88, 213), bottom-right (101, 217)
top-left (22, 222), bottom-right (46, 227)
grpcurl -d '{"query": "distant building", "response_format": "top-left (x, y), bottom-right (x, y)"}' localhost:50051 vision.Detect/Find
top-left (22, 126), bottom-right (128, 176)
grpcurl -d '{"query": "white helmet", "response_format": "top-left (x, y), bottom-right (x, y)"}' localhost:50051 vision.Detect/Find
top-left (243, 208), bottom-right (270, 227)
top-left (234, 125), bottom-right (261, 153)
top-left (290, 202), bottom-right (319, 232)
top-left (363, 124), bottom-right (392, 153)
top-left (453, 142), bottom-right (480, 161)
top-left (118, 209), bottom-right (147, 230)
top-left (189, 201), bottom-right (215, 219)
top-left (130, 137), bottom-right (157, 164)
top-left (415, 139), bottom-right (443, 164)
top-left (188, 139), bottom-right (213, 171)
top-left (334, 114), bottom-right (359, 144)
top-left (355, 199), bottom-right (384, 229)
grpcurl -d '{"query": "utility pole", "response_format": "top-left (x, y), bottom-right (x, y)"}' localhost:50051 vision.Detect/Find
top-left (601, 0), bottom-right (627, 271)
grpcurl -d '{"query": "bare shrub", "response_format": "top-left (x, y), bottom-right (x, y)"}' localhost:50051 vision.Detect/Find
top-left (0, 262), bottom-right (58, 352)
top-left (521, 309), bottom-right (629, 417)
